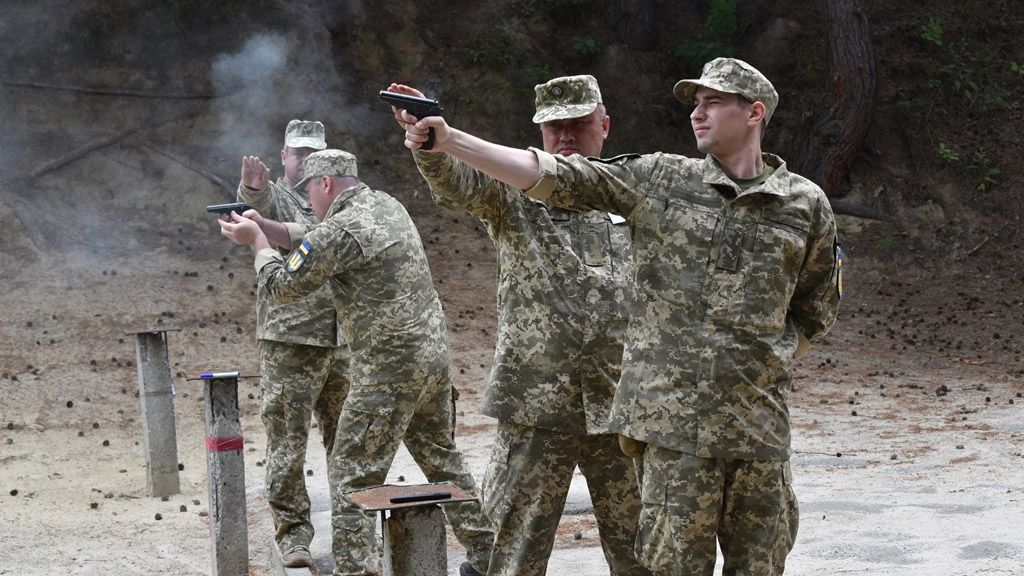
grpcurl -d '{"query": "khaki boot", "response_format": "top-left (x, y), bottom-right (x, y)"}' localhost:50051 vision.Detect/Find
top-left (281, 544), bottom-right (314, 568)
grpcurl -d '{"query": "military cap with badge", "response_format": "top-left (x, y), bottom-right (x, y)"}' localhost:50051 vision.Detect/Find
top-left (673, 57), bottom-right (779, 125)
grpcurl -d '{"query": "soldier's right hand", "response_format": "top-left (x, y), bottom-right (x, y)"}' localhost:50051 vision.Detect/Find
top-left (241, 155), bottom-right (270, 190)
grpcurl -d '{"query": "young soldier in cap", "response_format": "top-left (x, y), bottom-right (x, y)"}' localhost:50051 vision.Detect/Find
top-left (234, 120), bottom-right (351, 568)
top-left (392, 57), bottom-right (843, 575)
top-left (220, 149), bottom-right (494, 576)
top-left (387, 76), bottom-right (650, 576)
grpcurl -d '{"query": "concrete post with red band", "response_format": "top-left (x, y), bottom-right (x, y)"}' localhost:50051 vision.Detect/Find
top-left (201, 372), bottom-right (248, 576)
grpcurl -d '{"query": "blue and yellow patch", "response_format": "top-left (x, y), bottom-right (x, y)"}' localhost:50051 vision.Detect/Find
top-left (835, 241), bottom-right (844, 300)
top-left (285, 240), bottom-right (312, 273)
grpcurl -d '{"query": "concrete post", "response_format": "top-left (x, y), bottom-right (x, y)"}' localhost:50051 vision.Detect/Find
top-left (349, 482), bottom-right (477, 576)
top-left (201, 372), bottom-right (248, 576)
top-left (129, 328), bottom-right (180, 498)
top-left (382, 506), bottom-right (448, 576)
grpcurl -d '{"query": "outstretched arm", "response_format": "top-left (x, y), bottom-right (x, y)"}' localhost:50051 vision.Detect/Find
top-left (387, 82), bottom-right (543, 191)
top-left (239, 209), bottom-right (295, 249)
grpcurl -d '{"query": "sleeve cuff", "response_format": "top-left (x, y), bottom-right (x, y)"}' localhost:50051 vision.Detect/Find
top-left (524, 147), bottom-right (558, 200)
top-left (254, 248), bottom-right (282, 273)
top-left (284, 223), bottom-right (307, 248)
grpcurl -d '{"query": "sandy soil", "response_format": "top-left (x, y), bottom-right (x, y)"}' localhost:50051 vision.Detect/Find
top-left (1, 208), bottom-right (1021, 575)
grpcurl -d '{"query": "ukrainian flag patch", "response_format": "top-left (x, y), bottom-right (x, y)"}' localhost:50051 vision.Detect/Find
top-left (835, 241), bottom-right (844, 300)
top-left (285, 240), bottom-right (312, 273)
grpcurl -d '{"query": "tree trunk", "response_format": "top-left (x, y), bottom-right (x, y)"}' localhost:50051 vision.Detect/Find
top-left (609, 0), bottom-right (657, 51)
top-left (798, 0), bottom-right (877, 197)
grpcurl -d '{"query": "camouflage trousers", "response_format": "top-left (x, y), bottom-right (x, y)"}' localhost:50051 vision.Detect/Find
top-left (636, 445), bottom-right (798, 575)
top-left (481, 421), bottom-right (651, 576)
top-left (328, 368), bottom-right (494, 576)
top-left (258, 339), bottom-right (350, 551)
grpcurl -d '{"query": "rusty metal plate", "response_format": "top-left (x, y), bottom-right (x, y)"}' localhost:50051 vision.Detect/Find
top-left (124, 326), bottom-right (182, 335)
top-left (348, 482), bottom-right (476, 512)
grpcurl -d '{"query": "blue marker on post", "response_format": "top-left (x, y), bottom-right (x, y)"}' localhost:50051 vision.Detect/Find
top-left (199, 371), bottom-right (240, 379)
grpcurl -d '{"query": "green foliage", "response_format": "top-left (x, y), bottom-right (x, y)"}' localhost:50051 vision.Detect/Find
top-left (573, 36), bottom-right (601, 58)
top-left (514, 0), bottom-right (590, 18)
top-left (896, 96), bottom-right (924, 108)
top-left (674, 0), bottom-right (737, 69)
top-left (1011, 61), bottom-right (1024, 79)
top-left (936, 143), bottom-right (960, 163)
top-left (521, 65), bottom-right (554, 86)
top-left (968, 149), bottom-right (1002, 193)
top-left (879, 226), bottom-right (900, 253)
top-left (920, 17), bottom-right (943, 47)
top-left (675, 42), bottom-right (735, 70)
top-left (468, 28), bottom-right (520, 69)
top-left (705, 0), bottom-right (737, 39)
top-left (918, 18), bottom-right (1008, 109)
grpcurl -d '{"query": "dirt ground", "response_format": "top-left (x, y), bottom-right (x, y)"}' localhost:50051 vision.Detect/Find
top-left (0, 201), bottom-right (1021, 575)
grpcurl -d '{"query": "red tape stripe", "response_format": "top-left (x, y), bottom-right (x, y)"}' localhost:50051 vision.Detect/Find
top-left (205, 436), bottom-right (244, 452)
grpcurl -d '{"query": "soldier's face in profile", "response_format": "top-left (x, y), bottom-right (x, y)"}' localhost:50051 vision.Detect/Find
top-left (540, 107), bottom-right (609, 158)
top-left (305, 176), bottom-right (331, 221)
top-left (282, 146), bottom-right (318, 186)
top-left (690, 87), bottom-right (757, 157)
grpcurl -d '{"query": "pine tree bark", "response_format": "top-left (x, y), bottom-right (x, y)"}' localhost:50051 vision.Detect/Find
top-left (798, 0), bottom-right (877, 198)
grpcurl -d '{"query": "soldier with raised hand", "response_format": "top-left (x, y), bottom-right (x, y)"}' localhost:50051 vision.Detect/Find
top-left (393, 57), bottom-right (843, 575)
top-left (388, 76), bottom-right (649, 576)
top-left (235, 120), bottom-right (351, 569)
top-left (220, 149), bottom-right (494, 576)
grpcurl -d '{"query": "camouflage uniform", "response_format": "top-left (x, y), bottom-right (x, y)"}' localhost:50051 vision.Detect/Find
top-left (414, 142), bottom-right (649, 575)
top-left (523, 60), bottom-right (842, 575)
top-left (254, 149), bottom-right (494, 576)
top-left (238, 119), bottom-right (350, 554)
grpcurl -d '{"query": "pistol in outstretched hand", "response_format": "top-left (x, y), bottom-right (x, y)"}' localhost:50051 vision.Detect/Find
top-left (379, 90), bottom-right (444, 150)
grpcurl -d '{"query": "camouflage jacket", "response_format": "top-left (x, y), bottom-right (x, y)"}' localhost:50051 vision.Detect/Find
top-left (254, 182), bottom-right (449, 384)
top-left (527, 150), bottom-right (842, 460)
top-left (415, 151), bottom-right (632, 435)
top-left (238, 178), bottom-right (340, 347)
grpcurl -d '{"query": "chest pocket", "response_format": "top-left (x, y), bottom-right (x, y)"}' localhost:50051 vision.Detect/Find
top-left (714, 218), bottom-right (757, 272)
top-left (706, 206), bottom-right (809, 329)
top-left (634, 199), bottom-right (717, 308)
top-left (580, 212), bottom-right (621, 267)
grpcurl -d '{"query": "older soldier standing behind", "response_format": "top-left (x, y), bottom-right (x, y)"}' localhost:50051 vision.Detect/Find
top-left (235, 120), bottom-right (350, 568)
top-left (389, 77), bottom-right (649, 576)
top-left (394, 57), bottom-right (843, 575)
top-left (220, 149), bottom-right (494, 576)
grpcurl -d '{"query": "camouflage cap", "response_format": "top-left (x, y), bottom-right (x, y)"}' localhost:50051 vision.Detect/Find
top-left (673, 57), bottom-right (779, 125)
top-left (532, 75), bottom-right (602, 124)
top-left (283, 119), bottom-right (327, 150)
top-left (294, 149), bottom-right (358, 189)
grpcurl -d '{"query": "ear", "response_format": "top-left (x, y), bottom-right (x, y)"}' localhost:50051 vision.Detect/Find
top-left (601, 114), bottom-right (611, 139)
top-left (748, 101), bottom-right (767, 126)
top-left (280, 147), bottom-right (288, 163)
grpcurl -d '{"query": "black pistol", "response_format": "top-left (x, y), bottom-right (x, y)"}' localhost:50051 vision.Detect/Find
top-left (379, 90), bottom-right (444, 151)
top-left (206, 202), bottom-right (252, 216)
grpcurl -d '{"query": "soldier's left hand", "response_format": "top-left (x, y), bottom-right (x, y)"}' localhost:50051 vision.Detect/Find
top-left (218, 211), bottom-right (261, 246)
top-left (241, 156), bottom-right (270, 190)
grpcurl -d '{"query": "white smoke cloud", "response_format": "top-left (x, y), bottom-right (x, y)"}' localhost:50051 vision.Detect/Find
top-left (211, 34), bottom-right (293, 169)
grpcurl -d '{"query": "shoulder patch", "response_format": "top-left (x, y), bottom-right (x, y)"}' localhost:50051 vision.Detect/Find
top-left (834, 239), bottom-right (844, 300)
top-left (285, 240), bottom-right (313, 273)
top-left (590, 152), bottom-right (642, 164)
